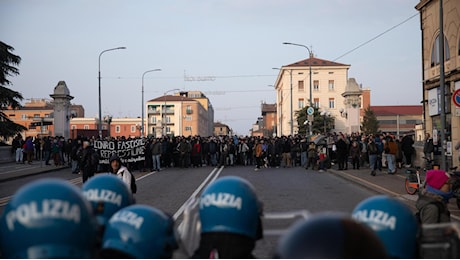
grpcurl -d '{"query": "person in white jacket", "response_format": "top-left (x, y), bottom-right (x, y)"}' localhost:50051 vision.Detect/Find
top-left (109, 154), bottom-right (132, 193)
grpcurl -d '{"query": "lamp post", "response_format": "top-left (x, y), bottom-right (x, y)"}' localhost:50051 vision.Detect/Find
top-left (163, 88), bottom-right (180, 136)
top-left (98, 46), bottom-right (126, 138)
top-left (283, 42), bottom-right (313, 136)
top-left (142, 69), bottom-right (161, 138)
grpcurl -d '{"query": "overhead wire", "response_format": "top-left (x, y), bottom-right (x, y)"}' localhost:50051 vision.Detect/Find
top-left (333, 12), bottom-right (419, 61)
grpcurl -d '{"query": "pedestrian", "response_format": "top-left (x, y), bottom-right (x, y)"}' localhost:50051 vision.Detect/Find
top-left (306, 142), bottom-right (316, 170)
top-left (423, 132), bottom-right (434, 165)
top-left (13, 134), bottom-right (24, 164)
top-left (401, 134), bottom-right (414, 167)
top-left (51, 138), bottom-right (61, 166)
top-left (395, 138), bottom-right (404, 169)
top-left (24, 136), bottom-right (34, 164)
top-left (79, 140), bottom-right (98, 183)
top-left (349, 141), bottom-right (361, 170)
top-left (254, 139), bottom-right (263, 171)
top-left (191, 138), bottom-right (202, 167)
top-left (368, 136), bottom-right (379, 176)
top-left (335, 136), bottom-right (348, 170)
top-left (300, 138), bottom-right (308, 168)
top-left (150, 138), bottom-right (162, 171)
top-left (383, 136), bottom-right (398, 174)
top-left (415, 169), bottom-right (453, 224)
top-left (281, 137), bottom-right (292, 168)
top-left (109, 154), bottom-right (135, 194)
top-left (70, 139), bottom-right (82, 174)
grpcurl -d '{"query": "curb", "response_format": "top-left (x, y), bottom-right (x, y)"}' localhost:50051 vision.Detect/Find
top-left (0, 166), bottom-right (68, 183)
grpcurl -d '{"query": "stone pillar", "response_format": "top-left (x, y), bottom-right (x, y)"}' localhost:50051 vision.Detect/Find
top-left (341, 78), bottom-right (363, 134)
top-left (50, 81), bottom-right (74, 138)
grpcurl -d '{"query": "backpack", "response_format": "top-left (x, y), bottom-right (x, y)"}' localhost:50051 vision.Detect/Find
top-left (122, 170), bottom-right (137, 194)
top-left (415, 201), bottom-right (443, 224)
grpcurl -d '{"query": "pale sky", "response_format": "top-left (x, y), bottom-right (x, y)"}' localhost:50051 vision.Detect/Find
top-left (1, 0), bottom-right (422, 135)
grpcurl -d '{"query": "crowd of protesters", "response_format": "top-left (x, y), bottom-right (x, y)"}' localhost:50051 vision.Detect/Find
top-left (10, 130), bottom-right (422, 177)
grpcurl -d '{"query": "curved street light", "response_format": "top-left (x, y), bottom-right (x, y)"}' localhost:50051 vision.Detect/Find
top-left (98, 46), bottom-right (126, 138)
top-left (283, 42), bottom-right (313, 136)
top-left (141, 69), bottom-right (161, 138)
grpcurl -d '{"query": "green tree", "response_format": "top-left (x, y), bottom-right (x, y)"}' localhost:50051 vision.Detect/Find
top-left (296, 107), bottom-right (335, 136)
top-left (0, 41), bottom-right (27, 139)
top-left (361, 105), bottom-right (379, 135)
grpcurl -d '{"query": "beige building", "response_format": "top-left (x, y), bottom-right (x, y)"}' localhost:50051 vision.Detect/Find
top-left (274, 56), bottom-right (351, 136)
top-left (214, 122), bottom-right (231, 136)
top-left (416, 0), bottom-right (460, 168)
top-left (146, 91), bottom-right (213, 137)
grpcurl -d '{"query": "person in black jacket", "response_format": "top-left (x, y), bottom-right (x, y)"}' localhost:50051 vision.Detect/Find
top-left (335, 136), bottom-right (348, 170)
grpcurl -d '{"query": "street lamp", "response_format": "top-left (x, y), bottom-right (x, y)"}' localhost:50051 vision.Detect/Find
top-left (273, 67), bottom-right (293, 136)
top-left (283, 42), bottom-right (313, 136)
top-left (98, 46), bottom-right (126, 138)
top-left (142, 69), bottom-right (161, 138)
top-left (163, 88), bottom-right (180, 136)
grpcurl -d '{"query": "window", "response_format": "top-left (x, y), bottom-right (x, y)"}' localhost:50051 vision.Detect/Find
top-left (21, 114), bottom-right (27, 119)
top-left (166, 116), bottom-right (171, 123)
top-left (298, 98), bottom-right (305, 109)
top-left (71, 125), bottom-right (76, 130)
top-left (44, 114), bottom-right (50, 118)
top-left (313, 98), bottom-right (320, 108)
top-left (328, 80), bottom-right (334, 91)
top-left (431, 34), bottom-right (450, 67)
top-left (165, 126), bottom-right (171, 133)
top-left (185, 116), bottom-right (192, 121)
top-left (313, 80), bottom-right (319, 91)
top-left (151, 116), bottom-right (157, 124)
top-left (84, 125), bottom-right (89, 130)
top-left (329, 98), bottom-right (335, 109)
top-left (185, 126), bottom-right (192, 131)
top-left (298, 80), bottom-right (304, 92)
top-left (131, 126), bottom-right (136, 133)
top-left (33, 114), bottom-right (40, 118)
top-left (115, 125), bottom-right (121, 133)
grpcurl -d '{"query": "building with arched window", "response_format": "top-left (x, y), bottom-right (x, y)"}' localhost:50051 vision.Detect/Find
top-left (416, 0), bottom-right (460, 168)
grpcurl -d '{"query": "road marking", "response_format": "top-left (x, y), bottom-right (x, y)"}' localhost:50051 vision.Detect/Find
top-left (173, 166), bottom-right (223, 220)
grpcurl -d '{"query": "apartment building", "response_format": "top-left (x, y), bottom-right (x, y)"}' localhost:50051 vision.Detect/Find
top-left (146, 91), bottom-right (213, 137)
top-left (273, 56), bottom-right (351, 136)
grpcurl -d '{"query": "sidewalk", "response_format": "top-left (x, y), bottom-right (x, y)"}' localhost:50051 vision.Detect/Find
top-left (0, 161), bottom-right (68, 183)
top-left (327, 165), bottom-right (460, 221)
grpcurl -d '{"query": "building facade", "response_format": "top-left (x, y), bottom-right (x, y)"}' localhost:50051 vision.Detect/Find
top-left (214, 122), bottom-right (231, 136)
top-left (5, 98), bottom-right (84, 138)
top-left (371, 105), bottom-right (423, 136)
top-left (146, 91), bottom-right (213, 137)
top-left (273, 56), bottom-right (351, 136)
top-left (416, 0), bottom-right (460, 167)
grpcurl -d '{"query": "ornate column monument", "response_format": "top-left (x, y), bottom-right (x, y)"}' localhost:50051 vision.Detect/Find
top-left (50, 81), bottom-right (74, 138)
top-left (341, 78), bottom-right (363, 134)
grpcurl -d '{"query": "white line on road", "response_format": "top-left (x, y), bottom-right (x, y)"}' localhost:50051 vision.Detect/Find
top-left (173, 166), bottom-right (223, 220)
